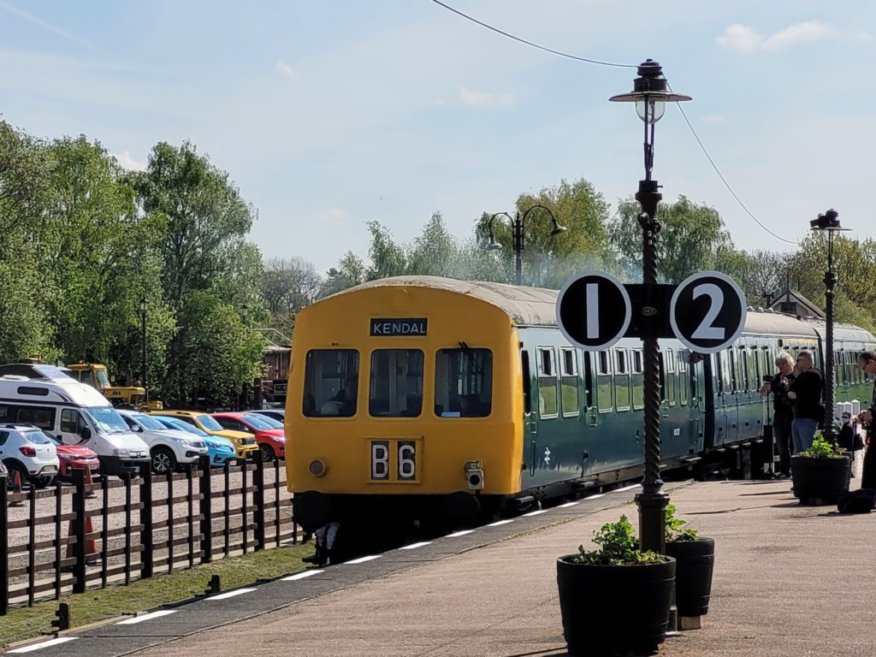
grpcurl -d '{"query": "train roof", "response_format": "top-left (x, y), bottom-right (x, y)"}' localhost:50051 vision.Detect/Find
top-left (341, 276), bottom-right (558, 326)
top-left (335, 276), bottom-right (875, 343)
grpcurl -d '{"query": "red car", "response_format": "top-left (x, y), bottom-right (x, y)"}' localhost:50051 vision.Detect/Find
top-left (46, 433), bottom-right (101, 479)
top-left (210, 412), bottom-right (286, 461)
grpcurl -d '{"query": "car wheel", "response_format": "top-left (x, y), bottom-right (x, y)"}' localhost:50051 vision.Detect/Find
top-left (4, 460), bottom-right (30, 489)
top-left (34, 476), bottom-right (54, 489)
top-left (151, 447), bottom-right (177, 475)
top-left (259, 443), bottom-right (275, 463)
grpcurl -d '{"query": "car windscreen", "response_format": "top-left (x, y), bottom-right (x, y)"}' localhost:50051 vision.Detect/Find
top-left (242, 414), bottom-right (278, 430)
top-left (132, 413), bottom-right (168, 431)
top-left (22, 430), bottom-right (54, 445)
top-left (198, 415), bottom-right (224, 431)
top-left (251, 414), bottom-right (284, 429)
top-left (84, 407), bottom-right (130, 433)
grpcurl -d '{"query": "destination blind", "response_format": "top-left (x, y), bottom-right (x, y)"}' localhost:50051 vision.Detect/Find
top-left (370, 318), bottom-right (428, 337)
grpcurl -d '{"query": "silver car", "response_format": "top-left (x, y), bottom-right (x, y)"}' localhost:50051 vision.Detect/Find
top-left (0, 424), bottom-right (60, 487)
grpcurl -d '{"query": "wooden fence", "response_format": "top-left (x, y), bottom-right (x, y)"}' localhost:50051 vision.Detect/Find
top-left (0, 454), bottom-right (296, 615)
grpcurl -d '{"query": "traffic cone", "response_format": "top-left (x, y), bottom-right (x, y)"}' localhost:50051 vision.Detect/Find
top-left (66, 516), bottom-right (100, 562)
top-left (7, 469), bottom-right (24, 507)
top-left (81, 465), bottom-right (96, 498)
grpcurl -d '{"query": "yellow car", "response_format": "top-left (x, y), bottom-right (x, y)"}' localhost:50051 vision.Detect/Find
top-left (150, 410), bottom-right (258, 461)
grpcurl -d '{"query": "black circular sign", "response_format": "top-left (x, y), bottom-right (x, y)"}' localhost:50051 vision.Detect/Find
top-left (669, 271), bottom-right (746, 353)
top-left (556, 271), bottom-right (631, 351)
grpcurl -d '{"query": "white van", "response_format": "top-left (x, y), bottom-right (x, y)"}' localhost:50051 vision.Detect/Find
top-left (0, 368), bottom-right (149, 477)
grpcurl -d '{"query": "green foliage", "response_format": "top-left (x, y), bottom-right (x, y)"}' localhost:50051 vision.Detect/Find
top-left (571, 516), bottom-right (664, 566)
top-left (665, 503), bottom-right (699, 542)
top-left (799, 432), bottom-right (846, 459)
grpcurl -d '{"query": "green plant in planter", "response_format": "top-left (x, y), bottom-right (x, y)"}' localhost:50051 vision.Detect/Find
top-left (799, 432), bottom-right (846, 458)
top-left (572, 516), bottom-right (665, 565)
top-left (665, 503), bottom-right (699, 542)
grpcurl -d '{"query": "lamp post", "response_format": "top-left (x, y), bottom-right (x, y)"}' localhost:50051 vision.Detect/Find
top-left (139, 297), bottom-right (149, 403)
top-left (810, 209), bottom-right (849, 443)
top-left (610, 59), bottom-right (691, 553)
top-left (486, 204), bottom-right (567, 285)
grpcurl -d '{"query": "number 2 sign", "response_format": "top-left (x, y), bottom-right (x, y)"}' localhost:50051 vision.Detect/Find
top-left (669, 271), bottom-right (747, 353)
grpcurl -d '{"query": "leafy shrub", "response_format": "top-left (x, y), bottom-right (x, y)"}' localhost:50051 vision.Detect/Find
top-left (799, 432), bottom-right (846, 459)
top-left (665, 503), bottom-right (699, 542)
top-left (572, 516), bottom-right (665, 565)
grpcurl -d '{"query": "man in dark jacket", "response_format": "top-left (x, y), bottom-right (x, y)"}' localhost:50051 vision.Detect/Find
top-left (787, 350), bottom-right (823, 453)
top-left (856, 351), bottom-right (876, 489)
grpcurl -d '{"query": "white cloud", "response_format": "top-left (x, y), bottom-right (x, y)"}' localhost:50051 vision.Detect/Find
top-left (314, 207), bottom-right (347, 223)
top-left (113, 151), bottom-right (147, 171)
top-left (275, 59), bottom-right (296, 79)
top-left (716, 21), bottom-right (840, 53)
top-left (457, 87), bottom-right (513, 108)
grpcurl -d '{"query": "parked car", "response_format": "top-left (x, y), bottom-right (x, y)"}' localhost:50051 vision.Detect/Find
top-left (0, 424), bottom-right (60, 487)
top-left (210, 412), bottom-right (286, 461)
top-left (150, 410), bottom-right (258, 462)
top-left (249, 409), bottom-right (285, 424)
top-left (152, 416), bottom-right (237, 468)
top-left (117, 409), bottom-right (209, 474)
top-left (45, 432), bottom-right (101, 479)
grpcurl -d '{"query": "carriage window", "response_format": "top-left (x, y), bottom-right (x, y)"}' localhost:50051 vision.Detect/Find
top-left (369, 350), bottom-right (424, 417)
top-left (734, 348), bottom-right (745, 392)
top-left (614, 349), bottom-right (630, 411)
top-left (303, 349), bottom-right (360, 417)
top-left (597, 351), bottom-right (613, 413)
top-left (537, 347), bottom-right (558, 418)
top-left (435, 347), bottom-right (492, 418)
top-left (631, 349), bottom-right (644, 410)
top-left (676, 350), bottom-right (688, 406)
top-left (664, 349), bottom-right (676, 406)
top-left (719, 350), bottom-right (732, 394)
top-left (745, 350), bottom-right (757, 392)
top-left (560, 348), bottom-right (579, 417)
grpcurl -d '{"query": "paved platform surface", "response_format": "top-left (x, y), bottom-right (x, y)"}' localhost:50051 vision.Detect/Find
top-left (9, 475), bottom-right (875, 657)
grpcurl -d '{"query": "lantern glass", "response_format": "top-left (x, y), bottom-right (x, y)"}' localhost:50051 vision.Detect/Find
top-left (635, 98), bottom-right (665, 124)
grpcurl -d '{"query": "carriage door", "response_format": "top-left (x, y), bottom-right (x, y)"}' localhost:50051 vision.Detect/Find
top-left (521, 350), bottom-right (538, 477)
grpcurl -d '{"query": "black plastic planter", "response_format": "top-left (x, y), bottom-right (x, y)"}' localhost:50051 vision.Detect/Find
top-left (791, 455), bottom-right (851, 504)
top-left (665, 537), bottom-right (715, 618)
top-left (556, 555), bottom-right (676, 656)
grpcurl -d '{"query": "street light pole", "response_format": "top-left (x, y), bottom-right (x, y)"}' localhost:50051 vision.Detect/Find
top-left (810, 209), bottom-right (848, 443)
top-left (140, 297), bottom-right (149, 403)
top-left (610, 59), bottom-right (691, 554)
top-left (487, 204), bottom-right (567, 286)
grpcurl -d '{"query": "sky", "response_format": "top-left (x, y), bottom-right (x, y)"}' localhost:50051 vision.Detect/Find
top-left (1, 0), bottom-right (873, 274)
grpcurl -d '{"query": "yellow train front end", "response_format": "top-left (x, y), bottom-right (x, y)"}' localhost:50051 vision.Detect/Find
top-left (286, 278), bottom-right (524, 535)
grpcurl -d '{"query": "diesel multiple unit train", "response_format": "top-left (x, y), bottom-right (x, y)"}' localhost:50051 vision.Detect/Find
top-left (285, 276), bottom-right (876, 534)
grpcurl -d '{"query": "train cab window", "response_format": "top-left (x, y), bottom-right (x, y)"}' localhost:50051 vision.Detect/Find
top-left (521, 351), bottom-right (532, 415)
top-left (560, 348), bottom-right (579, 417)
top-left (663, 349), bottom-right (676, 406)
top-left (631, 349), bottom-right (644, 410)
top-left (537, 347), bottom-right (558, 418)
top-left (596, 351), bottom-right (613, 413)
top-left (303, 349), bottom-right (360, 417)
top-left (369, 350), bottom-right (424, 417)
top-left (677, 350), bottom-right (688, 405)
top-left (434, 347), bottom-right (492, 418)
top-left (614, 349), bottom-right (630, 411)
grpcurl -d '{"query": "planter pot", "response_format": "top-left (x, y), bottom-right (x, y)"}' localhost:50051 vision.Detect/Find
top-left (556, 555), bottom-right (675, 657)
top-left (791, 455), bottom-right (851, 504)
top-left (665, 538), bottom-right (715, 618)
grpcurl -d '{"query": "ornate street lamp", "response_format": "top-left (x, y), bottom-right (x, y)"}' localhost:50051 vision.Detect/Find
top-left (487, 204), bottom-right (567, 285)
top-left (810, 208), bottom-right (849, 443)
top-left (610, 59), bottom-right (691, 553)
top-left (139, 297), bottom-right (149, 403)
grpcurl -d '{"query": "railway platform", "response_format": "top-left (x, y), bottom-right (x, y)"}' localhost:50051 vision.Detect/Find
top-left (7, 475), bottom-right (873, 657)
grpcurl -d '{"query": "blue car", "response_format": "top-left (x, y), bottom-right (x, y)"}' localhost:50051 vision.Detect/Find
top-left (154, 416), bottom-right (237, 467)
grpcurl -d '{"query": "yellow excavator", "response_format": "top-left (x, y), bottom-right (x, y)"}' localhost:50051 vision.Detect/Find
top-left (66, 362), bottom-right (164, 411)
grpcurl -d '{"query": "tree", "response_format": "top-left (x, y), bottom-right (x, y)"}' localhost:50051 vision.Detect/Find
top-left (320, 251), bottom-right (367, 298)
top-left (610, 195), bottom-right (737, 284)
top-left (261, 256), bottom-right (323, 334)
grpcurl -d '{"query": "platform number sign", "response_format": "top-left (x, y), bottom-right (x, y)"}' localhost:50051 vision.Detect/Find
top-left (669, 271), bottom-right (747, 353)
top-left (556, 271), bottom-right (632, 351)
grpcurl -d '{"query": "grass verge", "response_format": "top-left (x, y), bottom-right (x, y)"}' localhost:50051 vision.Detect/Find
top-left (1, 543), bottom-right (313, 649)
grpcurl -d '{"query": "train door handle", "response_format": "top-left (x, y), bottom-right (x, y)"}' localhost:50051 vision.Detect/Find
top-left (529, 441), bottom-right (536, 477)
top-left (635, 430), bottom-right (641, 444)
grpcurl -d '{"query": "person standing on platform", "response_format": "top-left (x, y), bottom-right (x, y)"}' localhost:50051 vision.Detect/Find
top-left (787, 350), bottom-right (823, 454)
top-left (761, 351), bottom-right (796, 477)
top-left (856, 351), bottom-right (876, 489)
